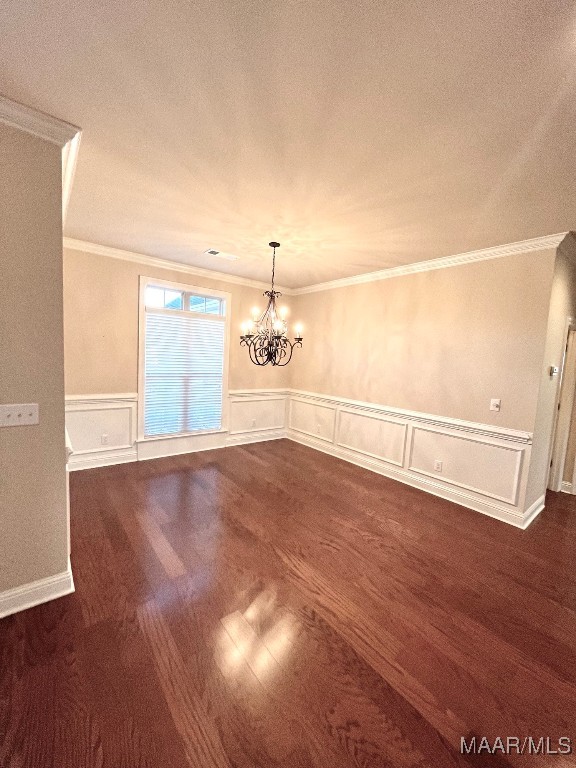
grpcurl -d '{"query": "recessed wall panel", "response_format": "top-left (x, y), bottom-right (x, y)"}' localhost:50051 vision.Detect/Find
top-left (410, 427), bottom-right (522, 503)
top-left (289, 398), bottom-right (336, 442)
top-left (337, 409), bottom-right (406, 466)
top-left (229, 397), bottom-right (286, 434)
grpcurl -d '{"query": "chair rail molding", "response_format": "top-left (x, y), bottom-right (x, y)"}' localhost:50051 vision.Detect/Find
top-left (65, 232), bottom-right (571, 295)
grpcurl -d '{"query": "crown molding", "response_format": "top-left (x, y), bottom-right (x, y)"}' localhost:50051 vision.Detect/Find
top-left (63, 238), bottom-right (293, 294)
top-left (291, 232), bottom-right (569, 295)
top-left (0, 94), bottom-right (79, 147)
top-left (64, 232), bottom-right (571, 296)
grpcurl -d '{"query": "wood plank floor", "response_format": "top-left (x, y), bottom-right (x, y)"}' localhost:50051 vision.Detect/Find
top-left (1, 439), bottom-right (576, 767)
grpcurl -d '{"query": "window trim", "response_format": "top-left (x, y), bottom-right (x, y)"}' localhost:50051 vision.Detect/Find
top-left (138, 275), bottom-right (231, 441)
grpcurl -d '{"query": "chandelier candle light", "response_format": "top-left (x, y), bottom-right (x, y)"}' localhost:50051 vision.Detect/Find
top-left (240, 242), bottom-right (303, 366)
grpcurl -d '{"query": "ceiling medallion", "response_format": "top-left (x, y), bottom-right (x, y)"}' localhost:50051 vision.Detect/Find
top-left (240, 242), bottom-right (303, 366)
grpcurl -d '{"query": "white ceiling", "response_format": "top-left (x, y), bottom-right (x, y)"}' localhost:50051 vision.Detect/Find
top-left (1, 0), bottom-right (575, 288)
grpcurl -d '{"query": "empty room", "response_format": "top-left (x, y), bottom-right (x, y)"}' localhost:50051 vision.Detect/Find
top-left (1, 1), bottom-right (576, 766)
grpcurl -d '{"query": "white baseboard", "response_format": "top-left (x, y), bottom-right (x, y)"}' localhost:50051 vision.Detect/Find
top-left (287, 430), bottom-right (528, 528)
top-left (520, 495), bottom-right (546, 529)
top-left (68, 448), bottom-right (138, 471)
top-left (65, 389), bottom-right (541, 528)
top-left (0, 560), bottom-right (75, 619)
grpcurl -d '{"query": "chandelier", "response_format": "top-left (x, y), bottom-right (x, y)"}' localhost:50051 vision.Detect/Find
top-left (240, 241), bottom-right (303, 366)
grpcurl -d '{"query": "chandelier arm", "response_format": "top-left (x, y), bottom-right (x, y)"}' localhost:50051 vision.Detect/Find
top-left (274, 339), bottom-right (294, 366)
top-left (248, 337), bottom-right (265, 366)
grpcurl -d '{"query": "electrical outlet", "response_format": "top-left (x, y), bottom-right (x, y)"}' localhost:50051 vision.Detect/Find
top-left (101, 433), bottom-right (109, 445)
top-left (251, 419), bottom-right (256, 428)
top-left (490, 399), bottom-right (501, 412)
top-left (316, 423), bottom-right (321, 434)
top-left (434, 460), bottom-right (443, 472)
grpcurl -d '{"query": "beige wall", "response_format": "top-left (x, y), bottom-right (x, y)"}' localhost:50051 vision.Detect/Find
top-left (0, 124), bottom-right (68, 592)
top-left (290, 250), bottom-right (557, 431)
top-left (63, 249), bottom-right (291, 395)
top-left (525, 234), bottom-right (576, 505)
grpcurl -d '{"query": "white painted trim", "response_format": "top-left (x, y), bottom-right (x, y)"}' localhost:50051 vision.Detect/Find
top-left (0, 561), bottom-right (75, 619)
top-left (520, 495), bottom-right (546, 529)
top-left (547, 317), bottom-right (576, 491)
top-left (229, 422), bottom-right (285, 436)
top-left (408, 424), bottom-right (524, 505)
top-left (137, 431), bottom-right (227, 461)
top-left (292, 233), bottom-right (567, 294)
top-left (336, 408), bottom-right (407, 467)
top-left (229, 388), bottom-right (290, 396)
top-left (64, 389), bottom-right (541, 527)
top-left (64, 238), bottom-right (293, 294)
top-left (66, 395), bottom-right (138, 470)
top-left (226, 428), bottom-right (286, 446)
top-left (62, 131), bottom-right (81, 222)
top-left (65, 393), bottom-right (138, 403)
top-left (288, 430), bottom-right (531, 528)
top-left (288, 389), bottom-right (532, 443)
top-left (63, 234), bottom-right (570, 294)
top-left (0, 94), bottom-right (80, 147)
top-left (64, 389), bottom-right (532, 445)
top-left (561, 480), bottom-right (573, 493)
top-left (229, 393), bottom-right (288, 403)
top-left (68, 448), bottom-right (138, 471)
top-left (138, 428), bottom-right (227, 445)
top-left (65, 427), bottom-right (73, 462)
top-left (288, 397), bottom-right (337, 443)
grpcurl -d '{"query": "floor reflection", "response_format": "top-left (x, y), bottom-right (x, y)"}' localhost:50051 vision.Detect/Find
top-left (216, 585), bottom-right (298, 684)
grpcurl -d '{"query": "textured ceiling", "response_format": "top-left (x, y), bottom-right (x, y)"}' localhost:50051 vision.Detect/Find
top-left (1, 0), bottom-right (575, 288)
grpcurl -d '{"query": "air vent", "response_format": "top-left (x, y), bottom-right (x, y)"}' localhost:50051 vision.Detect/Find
top-left (204, 248), bottom-right (239, 261)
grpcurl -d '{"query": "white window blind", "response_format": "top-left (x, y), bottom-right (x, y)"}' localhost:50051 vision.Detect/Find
top-left (143, 289), bottom-right (226, 437)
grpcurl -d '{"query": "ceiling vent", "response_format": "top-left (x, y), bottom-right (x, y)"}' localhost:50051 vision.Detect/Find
top-left (204, 248), bottom-right (239, 261)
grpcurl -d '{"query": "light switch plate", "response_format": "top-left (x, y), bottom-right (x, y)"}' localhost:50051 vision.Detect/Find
top-left (490, 399), bottom-right (501, 412)
top-left (0, 403), bottom-right (39, 427)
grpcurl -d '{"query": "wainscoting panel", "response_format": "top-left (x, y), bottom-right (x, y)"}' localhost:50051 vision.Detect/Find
top-left (65, 388), bottom-right (539, 527)
top-left (289, 397), bottom-right (336, 442)
top-left (337, 408), bottom-right (407, 466)
top-left (229, 395), bottom-right (286, 435)
top-left (285, 390), bottom-right (534, 527)
top-left (409, 426), bottom-right (523, 504)
top-left (65, 395), bottom-right (137, 469)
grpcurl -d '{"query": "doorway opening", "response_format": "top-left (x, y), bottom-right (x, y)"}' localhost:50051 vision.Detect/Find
top-left (549, 324), bottom-right (576, 492)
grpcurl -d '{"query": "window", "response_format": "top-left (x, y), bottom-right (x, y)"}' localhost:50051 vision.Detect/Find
top-left (140, 278), bottom-right (229, 438)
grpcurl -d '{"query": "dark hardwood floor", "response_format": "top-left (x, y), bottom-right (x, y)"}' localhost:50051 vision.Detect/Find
top-left (1, 439), bottom-right (576, 767)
